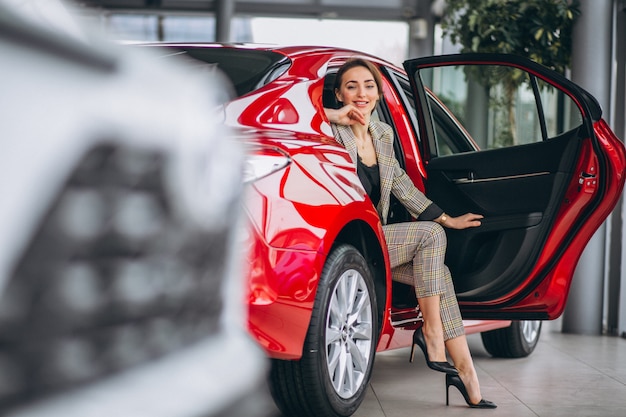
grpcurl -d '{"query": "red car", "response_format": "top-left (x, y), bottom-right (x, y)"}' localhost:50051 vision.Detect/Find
top-left (149, 44), bottom-right (625, 417)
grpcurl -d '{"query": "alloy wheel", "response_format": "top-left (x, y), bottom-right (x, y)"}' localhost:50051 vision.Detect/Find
top-left (325, 268), bottom-right (373, 399)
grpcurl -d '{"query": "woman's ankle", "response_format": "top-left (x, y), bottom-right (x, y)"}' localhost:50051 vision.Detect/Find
top-left (422, 323), bottom-right (446, 361)
top-left (458, 369), bottom-right (482, 403)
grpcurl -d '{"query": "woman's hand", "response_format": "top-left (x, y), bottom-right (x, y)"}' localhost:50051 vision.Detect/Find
top-left (324, 105), bottom-right (366, 126)
top-left (439, 213), bottom-right (483, 229)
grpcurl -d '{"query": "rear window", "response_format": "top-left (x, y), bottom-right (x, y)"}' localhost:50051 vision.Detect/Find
top-left (160, 47), bottom-right (290, 97)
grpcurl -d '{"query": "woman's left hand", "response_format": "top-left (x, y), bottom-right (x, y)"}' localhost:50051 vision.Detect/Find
top-left (443, 213), bottom-right (484, 229)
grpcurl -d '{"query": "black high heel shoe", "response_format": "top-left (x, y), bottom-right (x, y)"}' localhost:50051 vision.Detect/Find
top-left (409, 327), bottom-right (458, 375)
top-left (446, 374), bottom-right (497, 409)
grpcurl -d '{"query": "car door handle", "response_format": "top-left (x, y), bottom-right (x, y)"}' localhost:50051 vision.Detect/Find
top-left (451, 171), bottom-right (475, 184)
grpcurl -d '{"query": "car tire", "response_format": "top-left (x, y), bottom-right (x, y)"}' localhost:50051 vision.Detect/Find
top-left (480, 320), bottom-right (542, 358)
top-left (270, 244), bottom-right (377, 417)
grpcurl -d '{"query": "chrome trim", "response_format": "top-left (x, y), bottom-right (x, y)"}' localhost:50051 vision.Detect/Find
top-left (390, 310), bottom-right (423, 327)
top-left (390, 317), bottom-right (423, 327)
top-left (452, 171), bottom-right (551, 184)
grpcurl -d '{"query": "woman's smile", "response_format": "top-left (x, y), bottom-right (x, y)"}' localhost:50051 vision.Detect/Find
top-left (336, 66), bottom-right (379, 115)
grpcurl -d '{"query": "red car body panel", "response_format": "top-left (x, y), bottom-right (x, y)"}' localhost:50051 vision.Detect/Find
top-left (241, 131), bottom-right (392, 359)
top-left (213, 45), bottom-right (626, 360)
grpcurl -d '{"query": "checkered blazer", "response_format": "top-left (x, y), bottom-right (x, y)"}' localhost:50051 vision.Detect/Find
top-left (332, 121), bottom-right (465, 340)
top-left (332, 122), bottom-right (465, 340)
top-left (332, 121), bottom-right (433, 225)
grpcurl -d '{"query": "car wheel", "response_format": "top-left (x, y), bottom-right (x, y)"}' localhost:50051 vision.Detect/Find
top-left (270, 244), bottom-right (377, 417)
top-left (481, 320), bottom-right (542, 358)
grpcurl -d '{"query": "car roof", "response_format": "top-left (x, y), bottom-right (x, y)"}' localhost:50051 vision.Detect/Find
top-left (137, 42), bottom-right (402, 70)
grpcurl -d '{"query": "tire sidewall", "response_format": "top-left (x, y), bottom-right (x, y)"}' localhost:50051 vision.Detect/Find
top-left (481, 320), bottom-right (542, 358)
top-left (305, 244), bottom-right (378, 416)
top-left (516, 320), bottom-right (541, 353)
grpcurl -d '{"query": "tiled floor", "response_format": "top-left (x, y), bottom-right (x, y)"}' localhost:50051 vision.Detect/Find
top-left (269, 320), bottom-right (626, 417)
top-left (352, 320), bottom-right (626, 417)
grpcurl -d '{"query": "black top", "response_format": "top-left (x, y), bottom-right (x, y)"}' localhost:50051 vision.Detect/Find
top-left (357, 156), bottom-right (381, 208)
top-left (357, 155), bottom-right (443, 222)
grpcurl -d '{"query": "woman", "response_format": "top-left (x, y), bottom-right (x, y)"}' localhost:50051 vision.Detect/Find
top-left (324, 58), bottom-right (496, 409)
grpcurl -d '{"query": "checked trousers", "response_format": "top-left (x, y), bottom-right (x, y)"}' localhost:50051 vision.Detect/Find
top-left (383, 221), bottom-right (465, 341)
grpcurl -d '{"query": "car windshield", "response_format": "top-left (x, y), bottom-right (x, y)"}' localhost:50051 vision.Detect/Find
top-left (159, 47), bottom-right (290, 98)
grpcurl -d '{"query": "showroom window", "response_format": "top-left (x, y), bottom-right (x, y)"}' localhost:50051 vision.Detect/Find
top-left (101, 14), bottom-right (252, 42)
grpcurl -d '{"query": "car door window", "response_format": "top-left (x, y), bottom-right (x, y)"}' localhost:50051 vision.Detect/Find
top-left (420, 65), bottom-right (583, 153)
top-left (386, 69), bottom-right (476, 157)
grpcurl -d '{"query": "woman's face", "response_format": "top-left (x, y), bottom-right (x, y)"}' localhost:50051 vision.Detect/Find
top-left (335, 66), bottom-right (379, 116)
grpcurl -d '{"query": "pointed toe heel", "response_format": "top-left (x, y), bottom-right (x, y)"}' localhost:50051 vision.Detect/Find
top-left (410, 327), bottom-right (458, 375)
top-left (445, 374), bottom-right (497, 409)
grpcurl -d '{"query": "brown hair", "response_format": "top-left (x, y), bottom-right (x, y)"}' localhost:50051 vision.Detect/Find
top-left (334, 58), bottom-right (384, 100)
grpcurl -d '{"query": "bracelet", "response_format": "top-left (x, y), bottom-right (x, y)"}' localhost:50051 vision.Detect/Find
top-left (440, 213), bottom-right (448, 225)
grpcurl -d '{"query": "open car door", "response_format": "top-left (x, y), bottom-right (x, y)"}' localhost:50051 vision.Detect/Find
top-left (403, 53), bottom-right (625, 320)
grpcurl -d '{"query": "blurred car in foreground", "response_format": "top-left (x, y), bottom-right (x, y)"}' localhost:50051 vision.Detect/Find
top-left (0, 1), bottom-right (270, 416)
top-left (141, 43), bottom-right (626, 417)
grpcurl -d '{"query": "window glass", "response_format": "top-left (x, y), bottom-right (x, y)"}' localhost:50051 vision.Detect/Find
top-left (420, 65), bottom-right (583, 153)
top-left (535, 78), bottom-right (583, 137)
top-left (428, 95), bottom-right (476, 155)
top-left (388, 70), bottom-right (475, 156)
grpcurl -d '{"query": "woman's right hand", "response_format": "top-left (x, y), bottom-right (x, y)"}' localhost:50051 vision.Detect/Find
top-left (324, 105), bottom-right (366, 126)
top-left (442, 213), bottom-right (484, 229)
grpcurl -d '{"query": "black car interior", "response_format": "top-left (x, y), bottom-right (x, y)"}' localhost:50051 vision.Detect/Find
top-left (427, 128), bottom-right (582, 300)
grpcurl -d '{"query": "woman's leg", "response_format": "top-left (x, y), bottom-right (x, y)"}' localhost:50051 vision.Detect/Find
top-left (385, 221), bottom-right (451, 361)
top-left (385, 221), bottom-right (488, 404)
top-left (445, 336), bottom-right (483, 404)
top-left (439, 262), bottom-right (485, 404)
top-left (415, 295), bottom-right (447, 362)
